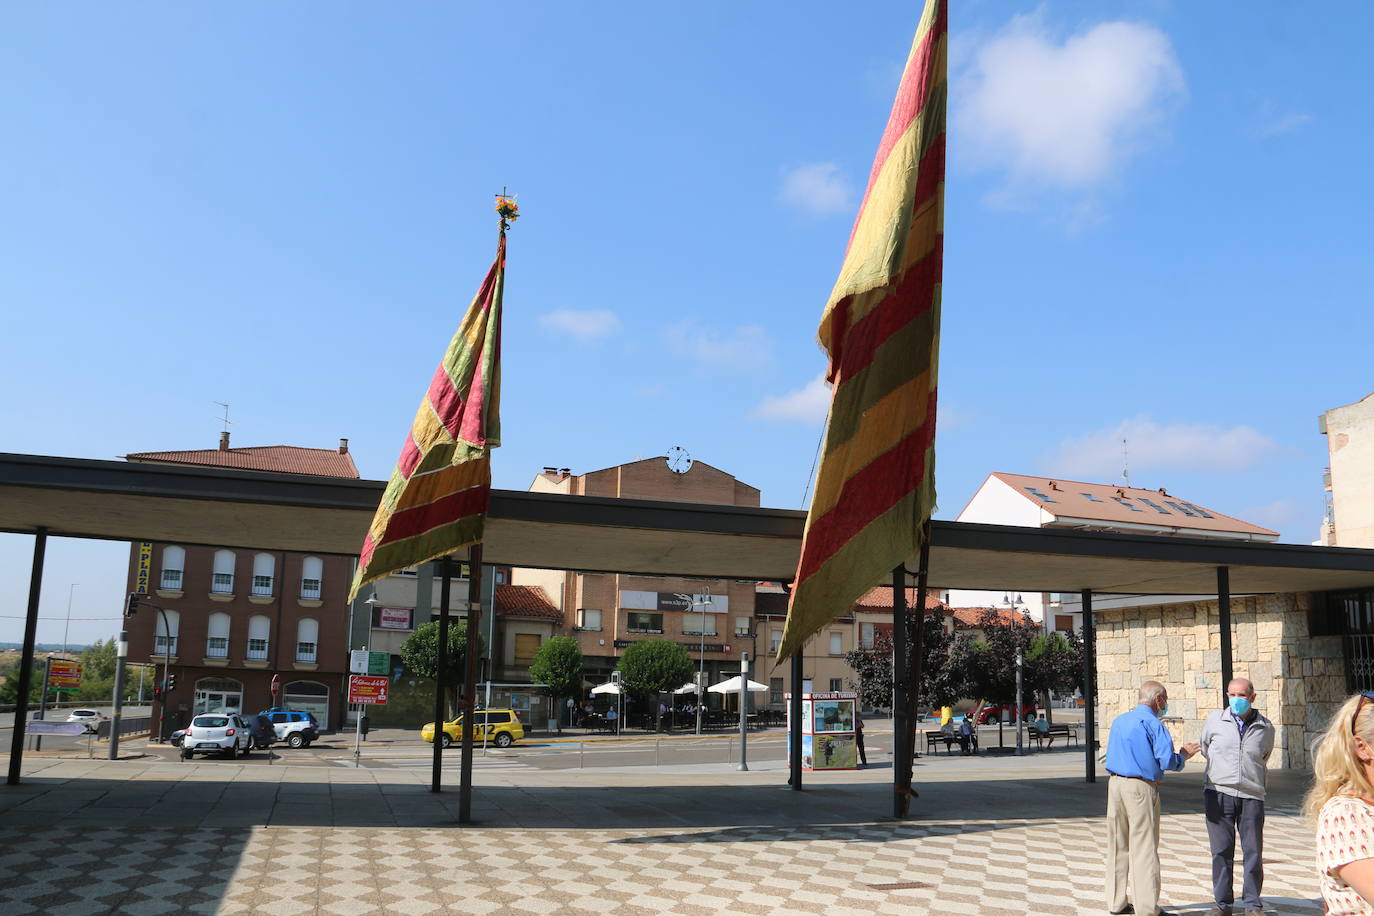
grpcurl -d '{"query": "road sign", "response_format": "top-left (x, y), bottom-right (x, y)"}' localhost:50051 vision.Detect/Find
top-left (348, 675), bottom-right (389, 705)
top-left (47, 659), bottom-right (82, 691)
top-left (27, 721), bottom-right (87, 736)
top-left (350, 650), bottom-right (389, 675)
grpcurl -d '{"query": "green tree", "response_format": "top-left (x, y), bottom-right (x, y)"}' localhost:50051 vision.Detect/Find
top-left (398, 620), bottom-right (483, 720)
top-left (617, 639), bottom-right (693, 719)
top-left (529, 636), bottom-right (583, 729)
top-left (845, 610), bottom-right (963, 713)
top-left (0, 661), bottom-right (42, 706)
top-left (955, 610), bottom-right (1078, 717)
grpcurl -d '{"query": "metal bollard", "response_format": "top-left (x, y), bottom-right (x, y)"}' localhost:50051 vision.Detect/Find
top-left (727, 736), bottom-right (733, 762)
top-left (656, 739), bottom-right (660, 767)
top-left (580, 741), bottom-right (584, 768)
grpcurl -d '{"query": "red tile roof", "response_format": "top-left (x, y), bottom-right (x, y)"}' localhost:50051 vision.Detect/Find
top-left (126, 444), bottom-right (359, 478)
top-left (985, 473), bottom-right (1278, 539)
top-left (853, 587), bottom-right (946, 612)
top-left (494, 585), bottom-right (562, 620)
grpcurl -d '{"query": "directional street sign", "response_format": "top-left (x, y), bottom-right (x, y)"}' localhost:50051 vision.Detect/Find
top-left (26, 721), bottom-right (87, 736)
top-left (47, 659), bottom-right (82, 691)
top-left (348, 675), bottom-right (389, 705)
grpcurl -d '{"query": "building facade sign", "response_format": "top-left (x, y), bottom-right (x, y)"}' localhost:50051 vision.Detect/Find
top-left (619, 590), bottom-right (728, 614)
top-left (613, 639), bottom-right (727, 652)
top-left (377, 607), bottom-right (412, 630)
top-left (136, 542), bottom-right (153, 594)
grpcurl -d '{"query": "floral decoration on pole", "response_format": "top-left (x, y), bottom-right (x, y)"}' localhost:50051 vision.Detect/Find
top-left (496, 194), bottom-right (519, 232)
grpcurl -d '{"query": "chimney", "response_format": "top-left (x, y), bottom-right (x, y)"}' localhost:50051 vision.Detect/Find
top-left (559, 467), bottom-right (571, 477)
top-left (543, 466), bottom-right (557, 475)
top-left (339, 438), bottom-right (349, 455)
top-left (219, 431), bottom-right (230, 451)
top-left (1158, 487), bottom-right (1168, 496)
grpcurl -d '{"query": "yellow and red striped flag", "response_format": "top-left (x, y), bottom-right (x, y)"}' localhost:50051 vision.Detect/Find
top-left (348, 232), bottom-right (506, 601)
top-left (777, 0), bottom-right (946, 661)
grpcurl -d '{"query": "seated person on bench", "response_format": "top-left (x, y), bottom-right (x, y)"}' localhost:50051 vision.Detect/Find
top-left (1032, 714), bottom-right (1052, 746)
top-left (958, 714), bottom-right (976, 755)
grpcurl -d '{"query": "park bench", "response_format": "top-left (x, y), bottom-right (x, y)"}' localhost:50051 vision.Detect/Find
top-left (924, 730), bottom-right (964, 755)
top-left (1032, 723), bottom-right (1078, 749)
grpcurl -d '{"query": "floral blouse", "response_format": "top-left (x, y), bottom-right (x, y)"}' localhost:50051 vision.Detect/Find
top-left (1318, 794), bottom-right (1374, 915)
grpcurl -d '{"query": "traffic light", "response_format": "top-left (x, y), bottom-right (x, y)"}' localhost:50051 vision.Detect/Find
top-left (125, 594), bottom-right (140, 617)
top-left (166, 673), bottom-right (177, 693)
top-left (153, 686), bottom-right (163, 702)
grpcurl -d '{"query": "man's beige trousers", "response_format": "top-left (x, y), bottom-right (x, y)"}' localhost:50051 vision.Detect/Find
top-left (1106, 774), bottom-right (1162, 916)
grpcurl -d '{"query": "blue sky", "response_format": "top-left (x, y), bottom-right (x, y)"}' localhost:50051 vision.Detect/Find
top-left (4, 1), bottom-right (1372, 644)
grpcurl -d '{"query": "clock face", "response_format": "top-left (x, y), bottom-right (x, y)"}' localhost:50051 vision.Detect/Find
top-left (666, 446), bottom-right (692, 475)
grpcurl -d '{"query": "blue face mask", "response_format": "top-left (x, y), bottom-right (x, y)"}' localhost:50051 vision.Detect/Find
top-left (1157, 704), bottom-right (1168, 718)
top-left (1228, 696), bottom-right (1252, 716)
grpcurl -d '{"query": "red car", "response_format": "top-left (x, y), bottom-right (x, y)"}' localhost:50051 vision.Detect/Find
top-left (975, 703), bottom-right (1037, 724)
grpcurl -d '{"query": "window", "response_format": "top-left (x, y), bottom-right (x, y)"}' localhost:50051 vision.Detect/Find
top-left (1081, 492), bottom-right (1104, 502)
top-left (495, 569), bottom-right (507, 585)
top-left (1137, 498), bottom-right (1172, 515)
top-left (283, 681), bottom-right (329, 729)
top-left (252, 554), bottom-right (275, 596)
top-left (212, 550), bottom-right (236, 593)
top-left (1110, 497), bottom-right (1143, 513)
top-left (627, 612), bottom-right (662, 633)
top-left (860, 622), bottom-right (875, 649)
top-left (735, 616), bottom-right (752, 637)
top-left (300, 556), bottom-right (323, 599)
top-left (160, 546), bottom-right (185, 590)
top-left (770, 630), bottom-right (781, 654)
top-left (296, 618), bottom-right (318, 663)
top-left (829, 678), bottom-right (843, 692)
top-left (206, 612), bottom-right (230, 658)
top-left (514, 633), bottom-right (541, 666)
top-left (247, 615), bottom-right (270, 660)
top-left (486, 711), bottom-right (512, 724)
top-left (682, 613), bottom-right (717, 636)
top-left (1183, 502), bottom-right (1214, 519)
top-left (1024, 487), bottom-right (1056, 503)
top-left (770, 678), bottom-right (784, 705)
top-left (1055, 615), bottom-right (1073, 633)
top-left (829, 632), bottom-right (843, 655)
top-left (153, 609), bottom-right (180, 655)
top-left (1164, 501), bottom-right (1198, 517)
top-left (576, 609), bottom-right (602, 631)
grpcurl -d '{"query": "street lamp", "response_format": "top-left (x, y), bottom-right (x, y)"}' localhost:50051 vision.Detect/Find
top-left (693, 587), bottom-right (712, 736)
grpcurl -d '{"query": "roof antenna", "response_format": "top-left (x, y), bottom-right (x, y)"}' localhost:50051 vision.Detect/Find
top-left (214, 401), bottom-right (233, 432)
top-left (1121, 438), bottom-right (1131, 488)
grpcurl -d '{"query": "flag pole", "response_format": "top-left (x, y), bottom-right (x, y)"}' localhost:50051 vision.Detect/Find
top-left (459, 542), bottom-right (483, 823)
top-left (431, 557), bottom-right (453, 792)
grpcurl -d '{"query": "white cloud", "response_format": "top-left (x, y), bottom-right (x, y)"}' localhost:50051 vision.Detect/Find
top-left (1040, 416), bottom-right (1278, 480)
top-left (1258, 111), bottom-right (1313, 138)
top-left (752, 374), bottom-right (831, 424)
top-left (537, 308), bottom-right (622, 341)
top-left (662, 321), bottom-right (774, 371)
top-left (779, 162), bottom-right (853, 216)
top-left (958, 15), bottom-right (1185, 188)
top-left (1237, 499), bottom-right (1310, 540)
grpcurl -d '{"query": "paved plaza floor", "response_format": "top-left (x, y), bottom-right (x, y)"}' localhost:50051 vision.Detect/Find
top-left (0, 743), bottom-right (1327, 915)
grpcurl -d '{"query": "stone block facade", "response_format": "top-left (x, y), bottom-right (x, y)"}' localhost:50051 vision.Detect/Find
top-left (1094, 593), bottom-right (1346, 769)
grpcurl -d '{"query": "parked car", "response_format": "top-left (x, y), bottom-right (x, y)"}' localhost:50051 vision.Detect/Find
top-left (248, 713), bottom-right (276, 749)
top-left (421, 709), bottom-right (525, 749)
top-left (259, 708), bottom-right (319, 748)
top-left (975, 703), bottom-right (1037, 724)
top-left (170, 728), bottom-right (187, 747)
top-left (180, 713), bottom-right (253, 760)
top-left (66, 709), bottom-right (105, 733)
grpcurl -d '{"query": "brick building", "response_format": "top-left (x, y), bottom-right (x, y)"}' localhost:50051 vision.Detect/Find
top-left (124, 433), bottom-right (358, 732)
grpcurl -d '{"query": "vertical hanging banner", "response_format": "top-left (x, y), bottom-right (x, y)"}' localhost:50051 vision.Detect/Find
top-left (778, 0), bottom-right (947, 661)
top-left (349, 198), bottom-right (517, 601)
top-left (136, 542), bottom-right (153, 594)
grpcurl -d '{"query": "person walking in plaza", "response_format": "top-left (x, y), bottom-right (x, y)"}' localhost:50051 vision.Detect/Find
top-left (1306, 691), bottom-right (1374, 914)
top-left (1105, 680), bottom-right (1200, 916)
top-left (854, 708), bottom-right (867, 766)
top-left (1199, 677), bottom-right (1274, 916)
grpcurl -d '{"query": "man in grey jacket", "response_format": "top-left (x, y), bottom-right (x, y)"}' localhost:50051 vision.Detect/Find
top-left (1199, 677), bottom-right (1274, 916)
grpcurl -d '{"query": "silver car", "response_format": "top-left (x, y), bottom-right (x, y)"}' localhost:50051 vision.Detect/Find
top-left (180, 713), bottom-right (253, 760)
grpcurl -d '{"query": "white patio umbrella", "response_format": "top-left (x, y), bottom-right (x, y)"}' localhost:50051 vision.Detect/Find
top-left (589, 682), bottom-right (622, 695)
top-left (672, 682), bottom-right (701, 695)
top-left (707, 675), bottom-right (769, 694)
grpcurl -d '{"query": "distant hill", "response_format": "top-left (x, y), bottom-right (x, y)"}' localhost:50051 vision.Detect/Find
top-left (0, 643), bottom-right (89, 653)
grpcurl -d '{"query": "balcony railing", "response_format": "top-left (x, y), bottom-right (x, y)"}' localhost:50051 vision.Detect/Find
top-left (206, 638), bottom-right (228, 659)
top-left (295, 643), bottom-right (317, 663)
top-left (211, 574), bottom-right (234, 594)
top-left (251, 576), bottom-right (274, 597)
top-left (300, 580), bottom-right (322, 600)
top-left (160, 570), bottom-right (183, 589)
top-left (246, 640), bottom-right (269, 661)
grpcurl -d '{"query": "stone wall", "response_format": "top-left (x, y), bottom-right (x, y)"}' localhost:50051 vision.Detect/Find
top-left (1094, 592), bottom-right (1346, 769)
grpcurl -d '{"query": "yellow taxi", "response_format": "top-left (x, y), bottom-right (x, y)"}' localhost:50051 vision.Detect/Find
top-left (421, 708), bottom-right (525, 748)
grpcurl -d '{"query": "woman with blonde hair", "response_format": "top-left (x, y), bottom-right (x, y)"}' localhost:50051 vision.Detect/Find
top-left (1306, 691), bottom-right (1374, 913)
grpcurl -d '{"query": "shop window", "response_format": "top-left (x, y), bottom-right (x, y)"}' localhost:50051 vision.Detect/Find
top-left (627, 612), bottom-right (662, 634)
top-left (683, 613), bottom-right (717, 636)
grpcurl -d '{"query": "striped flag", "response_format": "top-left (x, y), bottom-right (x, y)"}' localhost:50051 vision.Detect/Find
top-left (348, 234), bottom-right (505, 601)
top-left (777, 0), bottom-right (946, 661)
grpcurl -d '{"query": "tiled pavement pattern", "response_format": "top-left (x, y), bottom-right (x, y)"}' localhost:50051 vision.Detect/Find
top-left (0, 753), bottom-right (1330, 915)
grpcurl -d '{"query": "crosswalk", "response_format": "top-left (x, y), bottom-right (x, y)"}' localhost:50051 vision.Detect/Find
top-left (346, 752), bottom-right (537, 772)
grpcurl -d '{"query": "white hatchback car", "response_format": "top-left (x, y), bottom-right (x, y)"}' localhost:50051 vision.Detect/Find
top-left (180, 713), bottom-right (253, 760)
top-left (66, 709), bottom-right (104, 733)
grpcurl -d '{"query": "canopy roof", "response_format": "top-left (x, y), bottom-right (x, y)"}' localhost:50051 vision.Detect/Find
top-left (708, 676), bottom-right (769, 694)
top-left (4, 451), bottom-right (1374, 596)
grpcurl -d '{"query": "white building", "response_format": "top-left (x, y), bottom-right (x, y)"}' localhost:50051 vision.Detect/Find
top-left (944, 472), bottom-right (1279, 634)
top-left (1320, 392), bottom-right (1374, 548)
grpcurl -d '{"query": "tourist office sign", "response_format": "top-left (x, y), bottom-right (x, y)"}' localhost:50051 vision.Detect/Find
top-left (347, 675), bottom-right (389, 706)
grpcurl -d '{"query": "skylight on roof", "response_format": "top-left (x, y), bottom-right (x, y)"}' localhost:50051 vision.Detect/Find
top-left (1025, 487), bottom-right (1056, 503)
top-left (1183, 502), bottom-right (1215, 519)
top-left (1137, 498), bottom-right (1172, 515)
top-left (1164, 501), bottom-right (1198, 517)
top-left (1111, 497), bottom-right (1143, 512)
top-left (1081, 492), bottom-right (1104, 502)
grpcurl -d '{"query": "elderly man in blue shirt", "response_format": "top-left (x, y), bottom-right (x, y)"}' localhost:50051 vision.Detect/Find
top-left (1105, 680), bottom-right (1201, 916)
